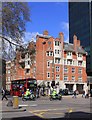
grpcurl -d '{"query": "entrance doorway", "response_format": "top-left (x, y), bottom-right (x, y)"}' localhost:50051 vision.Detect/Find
top-left (76, 84), bottom-right (84, 93)
top-left (66, 84), bottom-right (73, 91)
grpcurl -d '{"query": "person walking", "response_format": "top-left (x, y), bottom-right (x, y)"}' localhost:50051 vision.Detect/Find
top-left (72, 90), bottom-right (77, 98)
top-left (2, 89), bottom-right (8, 100)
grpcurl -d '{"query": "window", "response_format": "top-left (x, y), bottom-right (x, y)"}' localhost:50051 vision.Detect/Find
top-left (78, 61), bottom-right (82, 66)
top-left (8, 77), bottom-right (10, 82)
top-left (73, 60), bottom-right (75, 65)
top-left (8, 70), bottom-right (10, 74)
top-left (67, 60), bottom-right (72, 65)
top-left (64, 59), bottom-right (66, 65)
top-left (28, 61), bottom-right (30, 65)
top-left (55, 50), bottom-right (57, 54)
top-left (78, 68), bottom-right (82, 74)
top-left (25, 69), bottom-right (30, 74)
top-left (64, 67), bottom-right (68, 73)
top-left (78, 53), bottom-right (82, 57)
top-left (55, 41), bottom-right (59, 46)
top-left (56, 66), bottom-right (60, 72)
top-left (78, 76), bottom-right (82, 81)
top-left (72, 76), bottom-right (75, 81)
top-left (47, 61), bottom-right (50, 67)
top-left (50, 51), bottom-right (53, 56)
top-left (47, 72), bottom-right (50, 78)
top-left (64, 76), bottom-right (68, 81)
top-left (72, 68), bottom-right (75, 73)
top-left (55, 58), bottom-right (60, 64)
top-left (55, 49), bottom-right (60, 54)
top-left (67, 52), bottom-right (72, 56)
top-left (46, 51), bottom-right (49, 56)
top-left (56, 75), bottom-right (60, 80)
top-left (58, 50), bottom-right (59, 54)
top-left (46, 51), bottom-right (53, 56)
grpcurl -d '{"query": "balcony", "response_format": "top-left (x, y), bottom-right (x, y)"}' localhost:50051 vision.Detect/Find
top-left (77, 56), bottom-right (83, 61)
top-left (67, 55), bottom-right (72, 59)
top-left (25, 64), bottom-right (30, 69)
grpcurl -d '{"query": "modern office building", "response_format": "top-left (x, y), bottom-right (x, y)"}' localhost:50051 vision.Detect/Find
top-left (69, 1), bottom-right (92, 77)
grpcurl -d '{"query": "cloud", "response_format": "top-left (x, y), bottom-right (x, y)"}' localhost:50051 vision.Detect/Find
top-left (23, 32), bottom-right (39, 44)
top-left (60, 21), bottom-right (69, 43)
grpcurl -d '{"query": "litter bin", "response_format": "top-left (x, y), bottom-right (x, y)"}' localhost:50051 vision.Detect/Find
top-left (13, 96), bottom-right (19, 109)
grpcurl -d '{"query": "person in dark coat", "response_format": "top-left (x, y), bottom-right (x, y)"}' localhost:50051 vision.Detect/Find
top-left (72, 90), bottom-right (77, 98)
top-left (2, 89), bottom-right (8, 100)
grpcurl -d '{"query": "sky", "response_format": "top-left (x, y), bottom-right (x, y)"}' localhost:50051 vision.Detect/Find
top-left (24, 2), bottom-right (69, 43)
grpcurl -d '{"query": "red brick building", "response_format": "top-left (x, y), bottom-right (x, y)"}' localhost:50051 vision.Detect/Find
top-left (6, 30), bottom-right (87, 93)
top-left (36, 31), bottom-right (87, 93)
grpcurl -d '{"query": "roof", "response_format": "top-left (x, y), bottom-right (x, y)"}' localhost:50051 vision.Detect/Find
top-left (37, 34), bottom-right (51, 39)
top-left (64, 42), bottom-right (86, 54)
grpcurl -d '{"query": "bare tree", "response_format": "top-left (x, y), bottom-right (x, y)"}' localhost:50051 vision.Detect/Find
top-left (1, 2), bottom-right (31, 60)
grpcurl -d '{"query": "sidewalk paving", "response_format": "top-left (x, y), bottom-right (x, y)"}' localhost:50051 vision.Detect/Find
top-left (0, 98), bottom-right (26, 113)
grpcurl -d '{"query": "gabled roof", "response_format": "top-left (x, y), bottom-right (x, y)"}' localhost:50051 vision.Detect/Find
top-left (37, 34), bottom-right (51, 39)
top-left (64, 42), bottom-right (86, 54)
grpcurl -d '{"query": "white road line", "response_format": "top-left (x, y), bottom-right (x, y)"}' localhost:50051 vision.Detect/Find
top-left (19, 104), bottom-right (37, 107)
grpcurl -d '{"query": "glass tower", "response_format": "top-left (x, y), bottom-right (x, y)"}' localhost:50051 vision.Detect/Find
top-left (69, 1), bottom-right (92, 76)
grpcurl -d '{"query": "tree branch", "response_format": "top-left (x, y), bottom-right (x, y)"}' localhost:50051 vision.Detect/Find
top-left (0, 35), bottom-right (20, 47)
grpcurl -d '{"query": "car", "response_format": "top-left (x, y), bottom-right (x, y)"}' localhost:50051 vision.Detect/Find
top-left (68, 90), bottom-right (74, 95)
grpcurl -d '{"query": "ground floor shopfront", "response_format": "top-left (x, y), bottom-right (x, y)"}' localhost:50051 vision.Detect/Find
top-left (37, 80), bottom-right (88, 94)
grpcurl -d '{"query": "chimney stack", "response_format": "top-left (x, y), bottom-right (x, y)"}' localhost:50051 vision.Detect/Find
top-left (73, 35), bottom-right (78, 51)
top-left (59, 32), bottom-right (64, 48)
top-left (77, 40), bottom-right (80, 47)
top-left (43, 30), bottom-right (49, 35)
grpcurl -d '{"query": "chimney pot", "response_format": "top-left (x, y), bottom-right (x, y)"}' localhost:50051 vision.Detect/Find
top-left (43, 30), bottom-right (49, 35)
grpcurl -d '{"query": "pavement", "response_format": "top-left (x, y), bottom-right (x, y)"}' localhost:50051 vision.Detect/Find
top-left (0, 94), bottom-right (83, 113)
top-left (0, 95), bottom-right (91, 120)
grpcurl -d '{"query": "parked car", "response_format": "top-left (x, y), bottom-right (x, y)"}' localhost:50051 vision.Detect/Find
top-left (68, 90), bottom-right (74, 95)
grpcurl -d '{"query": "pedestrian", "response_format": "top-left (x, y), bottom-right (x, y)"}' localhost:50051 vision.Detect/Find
top-left (2, 89), bottom-right (8, 101)
top-left (82, 90), bottom-right (85, 98)
top-left (72, 90), bottom-right (77, 98)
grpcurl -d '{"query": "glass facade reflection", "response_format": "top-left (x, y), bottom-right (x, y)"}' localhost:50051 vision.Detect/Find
top-left (69, 1), bottom-right (92, 75)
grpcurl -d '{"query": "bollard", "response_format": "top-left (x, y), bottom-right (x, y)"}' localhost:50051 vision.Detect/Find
top-left (13, 96), bottom-right (19, 109)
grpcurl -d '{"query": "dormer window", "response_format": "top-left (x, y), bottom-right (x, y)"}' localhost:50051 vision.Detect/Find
top-left (78, 53), bottom-right (82, 57)
top-left (55, 41), bottom-right (59, 46)
top-left (67, 52), bottom-right (72, 56)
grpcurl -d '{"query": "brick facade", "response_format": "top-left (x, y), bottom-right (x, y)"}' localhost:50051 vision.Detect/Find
top-left (6, 31), bottom-right (87, 93)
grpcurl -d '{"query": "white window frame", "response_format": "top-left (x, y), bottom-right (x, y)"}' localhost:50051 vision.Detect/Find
top-left (72, 68), bottom-right (75, 73)
top-left (55, 41), bottom-right (59, 46)
top-left (47, 61), bottom-right (50, 68)
top-left (56, 74), bottom-right (60, 80)
top-left (8, 70), bottom-right (10, 74)
top-left (78, 76), bottom-right (82, 81)
top-left (55, 58), bottom-right (60, 64)
top-left (67, 52), bottom-right (72, 56)
top-left (47, 72), bottom-right (50, 78)
top-left (56, 66), bottom-right (60, 72)
top-left (64, 67), bottom-right (68, 73)
top-left (72, 76), bottom-right (75, 81)
top-left (64, 76), bottom-right (68, 81)
top-left (78, 68), bottom-right (82, 74)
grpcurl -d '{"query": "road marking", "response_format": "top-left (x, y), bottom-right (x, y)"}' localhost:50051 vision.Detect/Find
top-left (29, 107), bottom-right (70, 119)
top-left (19, 104), bottom-right (37, 107)
top-left (68, 108), bottom-right (73, 113)
top-left (30, 107), bottom-right (69, 113)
